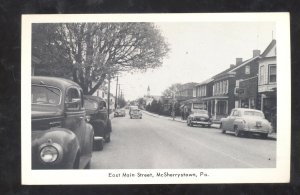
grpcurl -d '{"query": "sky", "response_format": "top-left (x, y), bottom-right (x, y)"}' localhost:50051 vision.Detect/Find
top-left (110, 22), bottom-right (275, 100)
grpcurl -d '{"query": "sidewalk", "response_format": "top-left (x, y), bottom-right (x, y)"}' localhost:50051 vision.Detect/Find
top-left (142, 110), bottom-right (276, 139)
top-left (142, 110), bottom-right (220, 129)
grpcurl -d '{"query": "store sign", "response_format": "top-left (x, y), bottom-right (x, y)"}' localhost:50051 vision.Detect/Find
top-left (193, 103), bottom-right (206, 109)
top-left (258, 84), bottom-right (276, 93)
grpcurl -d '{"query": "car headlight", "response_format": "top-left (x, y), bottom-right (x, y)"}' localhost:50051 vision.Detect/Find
top-left (85, 115), bottom-right (91, 122)
top-left (40, 145), bottom-right (59, 163)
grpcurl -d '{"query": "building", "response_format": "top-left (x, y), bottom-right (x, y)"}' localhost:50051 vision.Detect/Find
top-left (193, 78), bottom-right (214, 111)
top-left (93, 88), bottom-right (115, 111)
top-left (175, 82), bottom-right (198, 103)
top-left (258, 39), bottom-right (277, 130)
top-left (199, 50), bottom-right (261, 120)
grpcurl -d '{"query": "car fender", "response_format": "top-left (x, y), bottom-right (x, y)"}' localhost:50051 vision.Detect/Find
top-left (32, 128), bottom-right (80, 169)
top-left (220, 118), bottom-right (227, 129)
top-left (81, 123), bottom-right (94, 156)
top-left (233, 119), bottom-right (246, 130)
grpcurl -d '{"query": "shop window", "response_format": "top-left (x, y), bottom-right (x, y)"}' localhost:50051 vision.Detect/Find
top-left (269, 64), bottom-right (276, 83)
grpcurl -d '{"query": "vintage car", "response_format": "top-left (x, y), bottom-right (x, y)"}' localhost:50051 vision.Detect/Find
top-left (220, 108), bottom-right (272, 138)
top-left (31, 76), bottom-right (97, 169)
top-left (129, 108), bottom-right (142, 119)
top-left (84, 95), bottom-right (112, 151)
top-left (187, 109), bottom-right (212, 127)
top-left (114, 109), bottom-right (126, 117)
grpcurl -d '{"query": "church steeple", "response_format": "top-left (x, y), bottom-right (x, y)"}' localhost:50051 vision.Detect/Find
top-left (147, 86), bottom-right (150, 97)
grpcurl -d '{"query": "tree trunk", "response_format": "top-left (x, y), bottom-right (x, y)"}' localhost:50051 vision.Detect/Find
top-left (87, 73), bottom-right (107, 95)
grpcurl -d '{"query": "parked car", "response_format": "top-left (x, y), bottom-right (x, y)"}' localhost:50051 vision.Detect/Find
top-left (114, 109), bottom-right (126, 117)
top-left (31, 76), bottom-right (97, 169)
top-left (187, 109), bottom-right (212, 127)
top-left (129, 108), bottom-right (142, 119)
top-left (220, 108), bottom-right (272, 138)
top-left (84, 95), bottom-right (112, 151)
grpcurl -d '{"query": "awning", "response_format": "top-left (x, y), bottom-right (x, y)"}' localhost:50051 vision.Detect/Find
top-left (201, 96), bottom-right (228, 101)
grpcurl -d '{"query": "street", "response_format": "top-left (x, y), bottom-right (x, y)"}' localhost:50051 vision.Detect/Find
top-left (91, 110), bottom-right (276, 169)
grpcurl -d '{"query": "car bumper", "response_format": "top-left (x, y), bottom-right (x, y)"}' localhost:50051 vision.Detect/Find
top-left (130, 115), bottom-right (141, 118)
top-left (243, 128), bottom-right (270, 134)
top-left (191, 121), bottom-right (211, 125)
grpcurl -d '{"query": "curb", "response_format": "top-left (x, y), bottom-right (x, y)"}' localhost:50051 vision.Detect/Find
top-left (143, 111), bottom-right (220, 129)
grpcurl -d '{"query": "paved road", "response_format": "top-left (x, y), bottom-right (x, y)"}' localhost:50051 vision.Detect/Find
top-left (91, 111), bottom-right (276, 169)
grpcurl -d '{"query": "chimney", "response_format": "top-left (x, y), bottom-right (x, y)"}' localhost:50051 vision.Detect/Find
top-left (236, 58), bottom-right (243, 66)
top-left (230, 64), bottom-right (235, 68)
top-left (253, 50), bottom-right (261, 57)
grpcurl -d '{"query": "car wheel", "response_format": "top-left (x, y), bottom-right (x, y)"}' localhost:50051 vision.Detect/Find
top-left (260, 133), bottom-right (268, 139)
top-left (73, 152), bottom-right (80, 169)
top-left (220, 123), bottom-right (226, 133)
top-left (207, 124), bottom-right (211, 128)
top-left (105, 133), bottom-right (111, 143)
top-left (85, 161), bottom-right (91, 169)
top-left (187, 120), bottom-right (189, 126)
top-left (234, 126), bottom-right (241, 137)
top-left (94, 139), bottom-right (104, 151)
top-left (190, 122), bottom-right (193, 127)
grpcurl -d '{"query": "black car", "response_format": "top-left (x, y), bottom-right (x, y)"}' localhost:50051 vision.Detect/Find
top-left (187, 109), bottom-right (212, 127)
top-left (31, 76), bottom-right (95, 169)
top-left (84, 95), bottom-right (112, 151)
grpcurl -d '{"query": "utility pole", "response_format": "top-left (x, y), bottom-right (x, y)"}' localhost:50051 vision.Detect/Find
top-left (115, 76), bottom-right (118, 109)
top-left (107, 74), bottom-right (111, 119)
top-left (118, 84), bottom-right (121, 98)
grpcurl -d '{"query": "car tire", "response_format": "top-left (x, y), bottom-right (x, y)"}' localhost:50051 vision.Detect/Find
top-left (190, 122), bottom-right (193, 127)
top-left (187, 121), bottom-right (189, 126)
top-left (85, 161), bottom-right (91, 169)
top-left (73, 152), bottom-right (80, 169)
top-left (105, 133), bottom-right (111, 143)
top-left (94, 139), bottom-right (104, 151)
top-left (260, 133), bottom-right (268, 139)
top-left (220, 124), bottom-right (226, 133)
top-left (207, 124), bottom-right (211, 128)
top-left (234, 126), bottom-right (241, 137)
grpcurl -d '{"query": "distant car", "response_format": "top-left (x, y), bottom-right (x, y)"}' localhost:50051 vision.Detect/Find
top-left (129, 108), bottom-right (142, 119)
top-left (31, 76), bottom-right (94, 169)
top-left (187, 110), bottom-right (212, 127)
top-left (114, 109), bottom-right (126, 117)
top-left (84, 95), bottom-right (112, 151)
top-left (220, 108), bottom-right (272, 138)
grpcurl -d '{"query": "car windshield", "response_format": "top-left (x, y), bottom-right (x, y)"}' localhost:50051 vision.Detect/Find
top-left (193, 110), bottom-right (208, 114)
top-left (84, 98), bottom-right (98, 110)
top-left (32, 85), bottom-right (61, 105)
top-left (243, 111), bottom-right (264, 118)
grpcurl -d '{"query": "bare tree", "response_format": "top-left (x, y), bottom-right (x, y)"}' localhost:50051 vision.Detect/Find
top-left (32, 23), bottom-right (169, 94)
top-left (162, 83), bottom-right (182, 97)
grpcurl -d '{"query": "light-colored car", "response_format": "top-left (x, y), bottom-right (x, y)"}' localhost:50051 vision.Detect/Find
top-left (220, 108), bottom-right (272, 139)
top-left (187, 110), bottom-right (212, 127)
top-left (129, 108), bottom-right (142, 119)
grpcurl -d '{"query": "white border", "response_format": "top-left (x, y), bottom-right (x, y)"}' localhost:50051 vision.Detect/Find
top-left (22, 13), bottom-right (291, 184)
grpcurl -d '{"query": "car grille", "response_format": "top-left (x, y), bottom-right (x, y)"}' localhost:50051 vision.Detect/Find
top-left (194, 117), bottom-right (209, 122)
